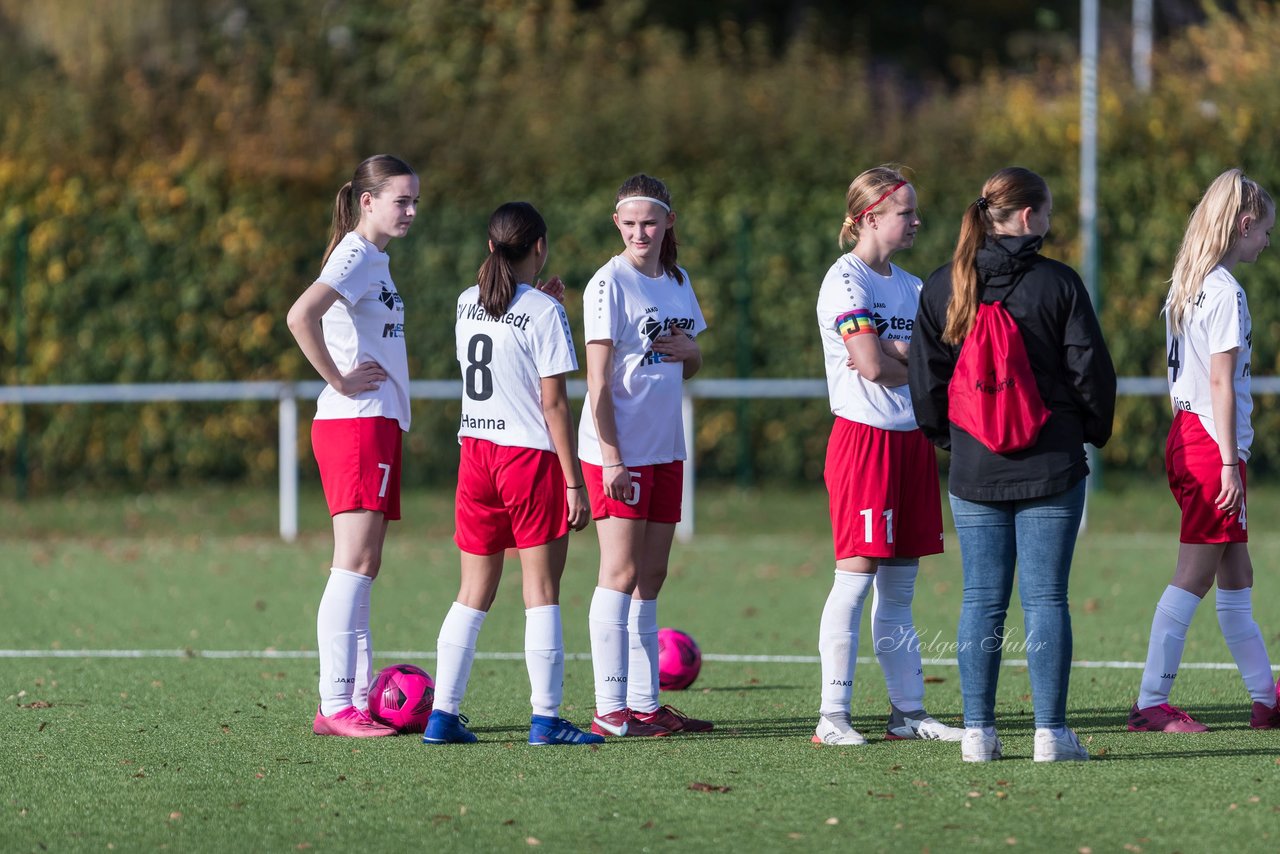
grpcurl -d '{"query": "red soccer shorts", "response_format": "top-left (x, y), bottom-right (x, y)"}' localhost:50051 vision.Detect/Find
top-left (311, 417), bottom-right (403, 520)
top-left (582, 460), bottom-right (683, 523)
top-left (454, 438), bottom-right (569, 554)
top-left (1166, 409), bottom-right (1248, 543)
top-left (825, 417), bottom-right (943, 561)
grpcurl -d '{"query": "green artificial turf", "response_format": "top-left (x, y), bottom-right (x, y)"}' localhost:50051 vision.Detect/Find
top-left (4, 480), bottom-right (1279, 852)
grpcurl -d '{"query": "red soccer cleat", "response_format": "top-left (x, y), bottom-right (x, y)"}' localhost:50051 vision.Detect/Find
top-left (1127, 702), bottom-right (1209, 733)
top-left (631, 704), bottom-right (714, 733)
top-left (590, 708), bottom-right (671, 737)
top-left (313, 705), bottom-right (398, 737)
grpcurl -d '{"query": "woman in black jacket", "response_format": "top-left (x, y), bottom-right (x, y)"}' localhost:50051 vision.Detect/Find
top-left (908, 167), bottom-right (1116, 763)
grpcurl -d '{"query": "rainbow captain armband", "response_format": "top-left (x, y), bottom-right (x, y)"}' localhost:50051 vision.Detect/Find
top-left (836, 308), bottom-right (876, 339)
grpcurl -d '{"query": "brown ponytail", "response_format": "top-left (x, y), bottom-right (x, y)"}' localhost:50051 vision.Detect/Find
top-left (476, 202), bottom-right (547, 318)
top-left (943, 167), bottom-right (1049, 344)
top-left (322, 154), bottom-right (416, 267)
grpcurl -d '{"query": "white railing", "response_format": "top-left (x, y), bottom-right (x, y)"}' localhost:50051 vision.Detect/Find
top-left (0, 377), bottom-right (1259, 541)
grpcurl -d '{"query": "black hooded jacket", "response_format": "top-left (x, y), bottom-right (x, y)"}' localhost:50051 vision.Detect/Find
top-left (908, 234), bottom-right (1117, 501)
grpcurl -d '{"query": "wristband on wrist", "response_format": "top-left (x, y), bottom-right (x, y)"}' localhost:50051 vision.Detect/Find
top-left (603, 462), bottom-right (625, 469)
top-left (566, 484), bottom-right (585, 489)
top-left (1223, 462), bottom-right (1239, 467)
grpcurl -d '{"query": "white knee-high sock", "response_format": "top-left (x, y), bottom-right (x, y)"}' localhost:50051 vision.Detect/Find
top-left (317, 567), bottom-right (372, 716)
top-left (1137, 585), bottom-right (1202, 709)
top-left (872, 562), bottom-right (924, 711)
top-left (434, 602), bottom-right (487, 716)
top-left (353, 579), bottom-right (373, 711)
top-left (1216, 587), bottom-right (1276, 705)
top-left (627, 599), bottom-right (660, 714)
top-left (525, 605), bottom-right (564, 718)
top-left (589, 587), bottom-right (632, 715)
top-left (818, 570), bottom-right (875, 717)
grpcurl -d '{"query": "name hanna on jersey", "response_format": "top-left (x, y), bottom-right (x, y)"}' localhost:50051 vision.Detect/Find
top-left (460, 412), bottom-right (506, 430)
top-left (458, 301), bottom-right (531, 330)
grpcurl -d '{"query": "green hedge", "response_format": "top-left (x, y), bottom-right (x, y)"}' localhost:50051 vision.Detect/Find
top-left (2, 1), bottom-right (1279, 490)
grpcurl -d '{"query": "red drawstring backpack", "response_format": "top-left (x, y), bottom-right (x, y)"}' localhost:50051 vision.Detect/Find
top-left (947, 273), bottom-right (1050, 453)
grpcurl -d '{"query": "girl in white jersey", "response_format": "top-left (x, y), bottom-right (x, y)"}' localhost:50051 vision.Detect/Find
top-left (812, 165), bottom-right (962, 747)
top-left (286, 154), bottom-right (418, 737)
top-left (581, 174), bottom-right (713, 737)
top-left (1129, 168), bottom-right (1280, 733)
top-left (422, 202), bottom-right (600, 747)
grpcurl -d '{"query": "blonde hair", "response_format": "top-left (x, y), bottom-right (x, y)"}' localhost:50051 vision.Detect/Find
top-left (943, 167), bottom-right (1049, 344)
top-left (1165, 169), bottom-right (1273, 335)
top-left (838, 165), bottom-right (911, 249)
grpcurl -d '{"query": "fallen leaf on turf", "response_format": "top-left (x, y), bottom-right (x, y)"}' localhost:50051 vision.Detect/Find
top-left (1006, 837), bottom-right (1017, 845)
top-left (912, 780), bottom-right (928, 787)
top-left (1249, 796), bottom-right (1260, 803)
top-left (503, 819), bottom-right (514, 825)
top-left (1078, 847), bottom-right (1092, 854)
top-left (296, 844), bottom-right (311, 851)
top-left (38, 722), bottom-right (47, 732)
top-left (888, 764), bottom-right (902, 771)
top-left (688, 782), bottom-right (731, 793)
top-left (1123, 845), bottom-right (1141, 853)
top-left (1228, 803), bottom-right (1238, 811)
top-left (924, 676), bottom-right (945, 684)
top-left (21, 701), bottom-right (51, 709)
top-left (460, 806), bottom-right (468, 816)
top-left (525, 838), bottom-right (540, 846)
top-left (825, 817), bottom-right (838, 825)
top-left (995, 791), bottom-right (1007, 799)
top-left (787, 833), bottom-right (803, 840)
top-left (967, 791), bottom-right (981, 798)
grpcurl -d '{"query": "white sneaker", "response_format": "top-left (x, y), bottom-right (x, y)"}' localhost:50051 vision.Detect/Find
top-left (1033, 727), bottom-right (1089, 762)
top-left (961, 727), bottom-right (1002, 762)
top-left (811, 712), bottom-right (868, 745)
top-left (885, 705), bottom-right (965, 742)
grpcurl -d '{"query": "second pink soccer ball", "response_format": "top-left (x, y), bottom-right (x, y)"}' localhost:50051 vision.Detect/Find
top-left (368, 663), bottom-right (435, 733)
top-left (657, 627), bottom-right (702, 691)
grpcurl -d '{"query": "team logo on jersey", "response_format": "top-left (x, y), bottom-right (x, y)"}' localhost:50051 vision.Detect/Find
top-left (639, 315), bottom-right (697, 366)
top-left (872, 312), bottom-right (913, 336)
top-left (379, 285), bottom-right (404, 312)
top-left (382, 322), bottom-right (404, 338)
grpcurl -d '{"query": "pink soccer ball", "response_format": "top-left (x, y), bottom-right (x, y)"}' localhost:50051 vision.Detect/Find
top-left (368, 664), bottom-right (435, 733)
top-left (657, 627), bottom-right (702, 691)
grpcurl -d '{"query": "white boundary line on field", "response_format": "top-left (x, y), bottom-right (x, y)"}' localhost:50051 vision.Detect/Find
top-left (1, 649), bottom-right (1272, 671)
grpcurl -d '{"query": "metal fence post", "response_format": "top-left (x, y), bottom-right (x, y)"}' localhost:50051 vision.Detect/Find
top-left (279, 388), bottom-right (299, 543)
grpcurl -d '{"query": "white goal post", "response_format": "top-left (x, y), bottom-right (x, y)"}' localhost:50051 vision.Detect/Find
top-left (0, 377), bottom-right (1246, 542)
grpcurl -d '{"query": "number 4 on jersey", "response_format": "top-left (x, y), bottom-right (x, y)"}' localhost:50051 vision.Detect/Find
top-left (1167, 337), bottom-right (1181, 383)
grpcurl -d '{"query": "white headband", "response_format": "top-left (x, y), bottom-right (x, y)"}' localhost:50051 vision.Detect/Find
top-left (615, 195), bottom-right (671, 212)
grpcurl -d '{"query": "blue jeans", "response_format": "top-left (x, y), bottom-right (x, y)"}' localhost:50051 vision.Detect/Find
top-left (949, 479), bottom-right (1086, 730)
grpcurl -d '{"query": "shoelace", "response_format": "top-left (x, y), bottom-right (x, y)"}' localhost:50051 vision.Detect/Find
top-left (1159, 704), bottom-right (1193, 722)
top-left (658, 704), bottom-right (690, 720)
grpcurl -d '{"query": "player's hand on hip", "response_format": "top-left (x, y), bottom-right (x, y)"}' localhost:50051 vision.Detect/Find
top-left (336, 361), bottom-right (387, 396)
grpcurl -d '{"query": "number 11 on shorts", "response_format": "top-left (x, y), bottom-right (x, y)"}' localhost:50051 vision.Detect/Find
top-left (860, 507), bottom-right (894, 544)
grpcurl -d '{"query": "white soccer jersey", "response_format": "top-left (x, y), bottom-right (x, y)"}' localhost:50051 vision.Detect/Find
top-left (455, 283), bottom-right (578, 451)
top-left (313, 231), bottom-right (411, 430)
top-left (578, 256), bottom-right (708, 466)
top-left (816, 253), bottom-right (920, 431)
top-left (1167, 265), bottom-right (1253, 460)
